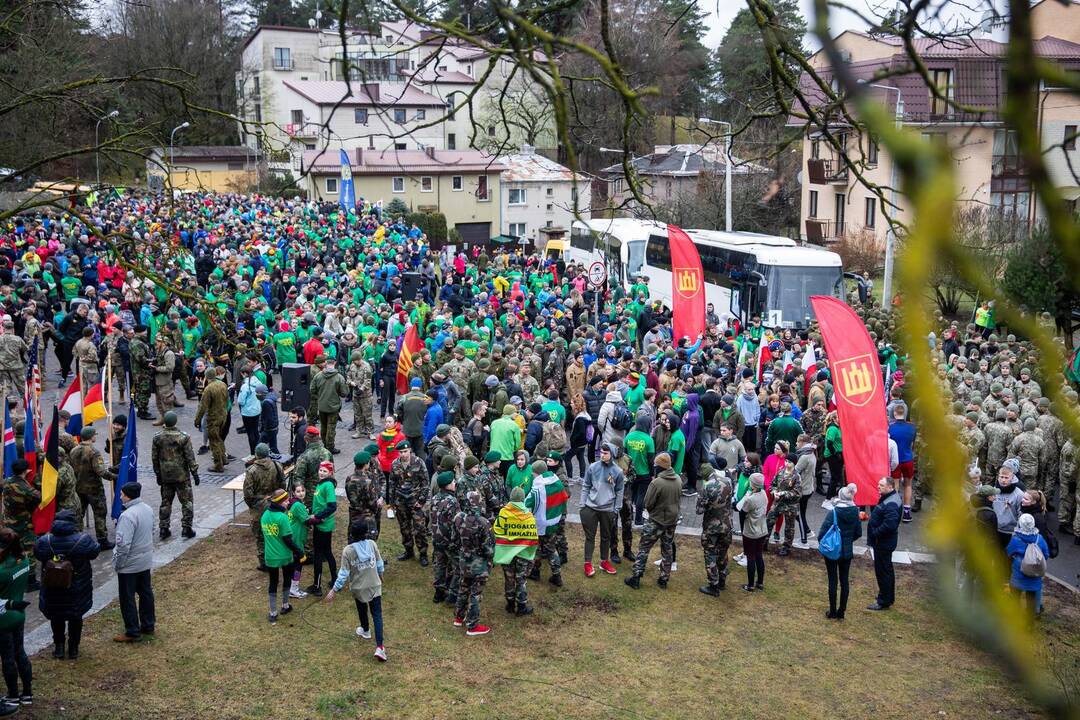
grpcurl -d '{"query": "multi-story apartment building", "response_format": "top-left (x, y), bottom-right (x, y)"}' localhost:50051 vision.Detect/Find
top-left (792, 0), bottom-right (1080, 246)
top-left (498, 146), bottom-right (591, 248)
top-left (237, 20), bottom-right (555, 173)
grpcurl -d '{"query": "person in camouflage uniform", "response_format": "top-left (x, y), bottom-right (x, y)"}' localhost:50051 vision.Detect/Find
top-left (453, 490), bottom-right (494, 634)
top-left (769, 455), bottom-right (801, 553)
top-left (152, 411), bottom-right (200, 539)
top-left (459, 455), bottom-right (499, 520)
top-left (696, 461), bottom-right (733, 595)
top-left (0, 319), bottom-right (27, 412)
top-left (151, 334), bottom-right (177, 422)
top-left (478, 451), bottom-right (508, 508)
top-left (389, 442), bottom-right (430, 564)
top-left (129, 328), bottom-right (154, 419)
top-left (1008, 417), bottom-right (1046, 494)
top-left (428, 471), bottom-right (461, 604)
top-left (1059, 438), bottom-right (1078, 538)
top-left (55, 446), bottom-right (83, 528)
top-left (984, 408), bottom-right (1013, 477)
top-left (73, 326), bottom-right (99, 389)
top-left (195, 366), bottom-right (230, 471)
top-left (347, 350), bottom-right (375, 439)
top-left (244, 443), bottom-right (283, 569)
top-left (960, 412), bottom-right (987, 474)
top-left (427, 425), bottom-right (453, 472)
top-left (345, 451), bottom-right (382, 539)
top-left (4, 458), bottom-right (41, 588)
top-left (68, 427), bottom-right (114, 549)
top-left (291, 426), bottom-right (333, 555)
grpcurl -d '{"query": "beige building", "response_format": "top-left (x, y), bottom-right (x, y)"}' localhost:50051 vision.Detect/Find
top-left (792, 1), bottom-right (1080, 246)
top-left (145, 146), bottom-right (261, 193)
top-left (499, 146), bottom-right (591, 249)
top-left (302, 147), bottom-right (504, 244)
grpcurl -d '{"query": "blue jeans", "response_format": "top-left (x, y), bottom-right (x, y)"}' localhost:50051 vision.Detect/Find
top-left (354, 595), bottom-right (384, 646)
top-left (118, 570), bottom-right (155, 638)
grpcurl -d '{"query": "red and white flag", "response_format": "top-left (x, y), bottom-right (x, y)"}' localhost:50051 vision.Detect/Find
top-left (801, 343), bottom-right (818, 397)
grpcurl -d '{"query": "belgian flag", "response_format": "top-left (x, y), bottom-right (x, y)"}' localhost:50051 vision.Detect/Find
top-left (31, 408), bottom-right (60, 535)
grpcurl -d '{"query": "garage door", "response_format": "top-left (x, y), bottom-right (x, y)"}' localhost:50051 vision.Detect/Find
top-left (455, 222), bottom-right (491, 247)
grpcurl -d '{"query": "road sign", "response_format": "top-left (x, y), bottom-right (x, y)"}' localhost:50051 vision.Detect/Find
top-left (588, 261), bottom-right (606, 288)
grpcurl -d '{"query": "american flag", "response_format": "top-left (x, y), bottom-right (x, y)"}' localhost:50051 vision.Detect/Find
top-left (25, 336), bottom-right (41, 441)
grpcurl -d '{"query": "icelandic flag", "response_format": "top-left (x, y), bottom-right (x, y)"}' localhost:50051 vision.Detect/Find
top-left (339, 149), bottom-right (356, 212)
top-left (60, 375), bottom-right (83, 435)
top-left (113, 402), bottom-right (137, 520)
top-left (1, 403), bottom-right (15, 479)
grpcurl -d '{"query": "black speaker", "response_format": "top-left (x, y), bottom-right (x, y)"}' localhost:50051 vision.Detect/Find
top-left (401, 272), bottom-right (423, 301)
top-left (280, 363), bottom-right (310, 412)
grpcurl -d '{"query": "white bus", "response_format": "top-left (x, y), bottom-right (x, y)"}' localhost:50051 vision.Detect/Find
top-left (568, 218), bottom-right (845, 329)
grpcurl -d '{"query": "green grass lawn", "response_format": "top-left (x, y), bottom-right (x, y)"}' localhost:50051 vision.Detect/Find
top-left (33, 509), bottom-right (1080, 720)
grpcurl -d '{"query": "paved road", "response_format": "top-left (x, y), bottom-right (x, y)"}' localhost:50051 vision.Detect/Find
top-left (19, 366), bottom-right (1080, 650)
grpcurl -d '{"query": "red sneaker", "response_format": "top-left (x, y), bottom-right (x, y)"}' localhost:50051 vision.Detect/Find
top-left (599, 560), bottom-right (617, 575)
top-left (452, 617), bottom-right (464, 627)
top-left (584, 562), bottom-right (595, 577)
top-left (465, 624), bottom-right (491, 637)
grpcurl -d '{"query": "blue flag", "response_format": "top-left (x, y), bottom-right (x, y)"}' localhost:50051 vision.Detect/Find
top-left (113, 402), bottom-right (137, 519)
top-left (339, 149), bottom-right (356, 212)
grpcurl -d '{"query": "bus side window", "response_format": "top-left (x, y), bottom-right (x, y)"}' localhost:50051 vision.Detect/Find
top-left (729, 286), bottom-right (741, 317)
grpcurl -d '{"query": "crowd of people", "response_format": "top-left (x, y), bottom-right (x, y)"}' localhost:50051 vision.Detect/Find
top-left (0, 189), bottom-right (1065, 684)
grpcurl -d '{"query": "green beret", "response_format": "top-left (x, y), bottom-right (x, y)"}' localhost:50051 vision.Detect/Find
top-left (990, 382), bottom-right (1003, 393)
top-left (484, 451), bottom-right (501, 463)
top-left (965, 412), bottom-right (979, 422)
top-left (353, 451), bottom-right (371, 465)
top-left (164, 411), bottom-right (178, 427)
top-left (363, 443), bottom-right (379, 455)
top-left (436, 424), bottom-right (451, 437)
top-left (436, 471), bottom-right (455, 488)
top-left (255, 443), bottom-right (270, 458)
top-left (546, 450), bottom-right (563, 461)
top-left (396, 440), bottom-right (411, 450)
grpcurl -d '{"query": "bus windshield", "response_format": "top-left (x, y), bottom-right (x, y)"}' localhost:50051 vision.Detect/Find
top-left (765, 265), bottom-right (843, 326)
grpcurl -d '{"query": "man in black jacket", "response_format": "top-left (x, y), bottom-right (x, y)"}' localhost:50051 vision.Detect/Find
top-left (866, 476), bottom-right (902, 611)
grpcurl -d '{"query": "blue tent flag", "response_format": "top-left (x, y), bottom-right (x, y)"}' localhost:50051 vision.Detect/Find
top-left (113, 402), bottom-right (138, 519)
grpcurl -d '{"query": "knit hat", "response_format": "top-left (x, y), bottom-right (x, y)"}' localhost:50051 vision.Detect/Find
top-left (439, 455), bottom-right (457, 471)
top-left (1016, 513), bottom-right (1037, 535)
top-left (749, 473), bottom-right (764, 491)
top-left (485, 375), bottom-right (500, 388)
top-left (510, 486), bottom-right (526, 502)
top-left (436, 471), bottom-right (455, 488)
top-left (530, 460), bottom-right (547, 475)
top-left (503, 404), bottom-right (516, 416)
top-left (975, 485), bottom-right (998, 498)
top-left (436, 423), bottom-right (451, 437)
top-left (838, 483), bottom-right (858, 503)
top-left (483, 451), bottom-right (501, 463)
top-left (654, 452), bottom-right (672, 469)
top-left (270, 489), bottom-right (288, 503)
top-left (353, 451), bottom-right (371, 466)
top-left (1023, 417), bottom-right (1037, 431)
top-left (255, 443), bottom-right (270, 458)
top-left (464, 455), bottom-right (479, 470)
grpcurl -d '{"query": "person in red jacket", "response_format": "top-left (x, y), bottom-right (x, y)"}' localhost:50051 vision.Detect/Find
top-left (303, 328), bottom-right (326, 365)
top-left (376, 414), bottom-right (405, 477)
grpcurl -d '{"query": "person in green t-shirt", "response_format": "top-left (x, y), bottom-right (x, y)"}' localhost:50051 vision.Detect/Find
top-left (663, 412), bottom-right (687, 480)
top-left (624, 416), bottom-right (656, 525)
top-left (261, 488), bottom-right (303, 623)
top-left (287, 486), bottom-right (310, 597)
top-left (307, 462), bottom-right (338, 596)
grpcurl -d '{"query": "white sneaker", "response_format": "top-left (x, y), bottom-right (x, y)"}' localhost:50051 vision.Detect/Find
top-left (733, 553), bottom-right (747, 567)
top-left (807, 530), bottom-right (816, 538)
top-left (289, 586), bottom-right (307, 599)
top-left (374, 646), bottom-right (387, 662)
top-left (356, 626), bottom-right (372, 639)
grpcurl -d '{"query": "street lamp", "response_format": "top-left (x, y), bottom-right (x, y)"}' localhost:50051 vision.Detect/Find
top-left (169, 121), bottom-right (191, 186)
top-left (698, 117), bottom-right (733, 232)
top-left (859, 81), bottom-right (903, 303)
top-left (95, 109), bottom-right (119, 189)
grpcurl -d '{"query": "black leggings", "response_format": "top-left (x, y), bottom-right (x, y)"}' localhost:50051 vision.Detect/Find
top-left (743, 535), bottom-right (766, 587)
top-left (826, 454), bottom-right (844, 498)
top-left (825, 557), bottom-right (852, 615)
top-left (50, 618), bottom-right (83, 651)
top-left (0, 624), bottom-right (30, 697)
top-left (632, 477), bottom-right (650, 525)
top-left (313, 529), bottom-right (337, 588)
top-left (565, 445), bottom-right (588, 479)
top-left (268, 563), bottom-right (294, 595)
top-left (799, 493), bottom-right (813, 539)
top-left (379, 381), bottom-right (396, 418)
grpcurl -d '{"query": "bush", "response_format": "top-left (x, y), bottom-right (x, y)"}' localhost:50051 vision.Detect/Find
top-left (834, 228), bottom-right (884, 276)
top-left (1002, 222), bottom-right (1079, 328)
top-left (404, 211), bottom-right (449, 247)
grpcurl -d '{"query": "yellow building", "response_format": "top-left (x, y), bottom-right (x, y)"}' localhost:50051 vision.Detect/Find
top-left (146, 146), bottom-right (262, 193)
top-left (791, 0), bottom-right (1080, 246)
top-left (302, 147), bottom-right (504, 245)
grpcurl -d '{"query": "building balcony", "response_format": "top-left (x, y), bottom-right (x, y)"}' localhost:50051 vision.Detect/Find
top-left (286, 122), bottom-right (320, 139)
top-left (805, 219), bottom-right (845, 244)
top-left (807, 158), bottom-right (849, 185)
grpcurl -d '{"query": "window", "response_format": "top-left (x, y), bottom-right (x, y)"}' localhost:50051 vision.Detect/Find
top-left (834, 193), bottom-right (846, 231)
top-left (508, 188), bottom-right (526, 205)
top-left (394, 108), bottom-right (407, 123)
top-left (867, 137), bottom-right (879, 165)
top-left (253, 75), bottom-right (261, 96)
top-left (1066, 125), bottom-right (1077, 151)
top-left (477, 175), bottom-right (489, 201)
top-left (305, 143), bottom-right (315, 151)
top-left (864, 197), bottom-right (876, 228)
top-left (290, 110), bottom-right (303, 127)
top-left (354, 108), bottom-right (368, 124)
top-left (392, 177), bottom-right (405, 193)
top-left (273, 47), bottom-right (292, 70)
top-left (487, 125), bottom-right (496, 137)
top-left (571, 186), bottom-right (578, 202)
top-left (448, 133), bottom-right (456, 150)
top-left (546, 204), bottom-right (553, 211)
top-left (809, 190), bottom-right (818, 218)
top-left (254, 104), bottom-right (262, 122)
top-left (929, 69), bottom-right (953, 116)
top-left (416, 109), bottom-right (426, 121)
top-left (421, 176), bottom-right (433, 192)
top-left (227, 161), bottom-right (244, 171)
top-left (647, 233), bottom-right (756, 291)
top-left (546, 187), bottom-right (553, 197)
top-left (546, 220), bottom-right (553, 228)
top-left (446, 94), bottom-right (456, 120)
top-left (438, 65), bottom-right (447, 71)
top-left (811, 139), bottom-right (820, 159)
top-left (509, 222), bottom-right (526, 237)
top-left (385, 35), bottom-right (393, 43)
top-left (395, 143), bottom-right (407, 150)
top-left (326, 177), bottom-right (338, 194)
top-left (452, 176), bottom-right (463, 191)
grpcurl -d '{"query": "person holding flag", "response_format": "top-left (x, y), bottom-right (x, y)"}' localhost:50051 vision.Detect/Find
top-left (68, 428), bottom-right (115, 550)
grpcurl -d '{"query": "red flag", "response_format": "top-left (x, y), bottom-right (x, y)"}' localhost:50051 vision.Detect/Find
top-left (810, 296), bottom-right (889, 506)
top-left (801, 343), bottom-right (818, 397)
top-left (668, 224), bottom-right (705, 342)
top-left (396, 324), bottom-right (423, 395)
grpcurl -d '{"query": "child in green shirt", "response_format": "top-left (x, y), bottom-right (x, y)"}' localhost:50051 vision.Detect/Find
top-left (261, 489), bottom-right (303, 623)
top-left (307, 462), bottom-right (338, 596)
top-left (287, 486), bottom-right (310, 598)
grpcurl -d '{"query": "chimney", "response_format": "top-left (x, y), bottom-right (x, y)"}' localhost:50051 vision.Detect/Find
top-left (424, 145), bottom-right (435, 159)
top-left (362, 82), bottom-right (379, 102)
top-left (354, 148), bottom-right (363, 166)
